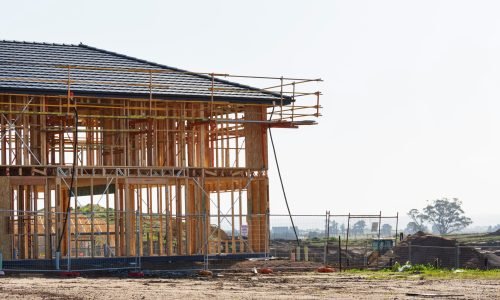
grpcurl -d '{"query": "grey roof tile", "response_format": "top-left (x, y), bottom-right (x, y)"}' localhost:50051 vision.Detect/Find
top-left (0, 40), bottom-right (289, 104)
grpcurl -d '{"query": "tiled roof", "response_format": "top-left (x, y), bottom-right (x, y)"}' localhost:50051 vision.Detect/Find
top-left (0, 40), bottom-right (289, 104)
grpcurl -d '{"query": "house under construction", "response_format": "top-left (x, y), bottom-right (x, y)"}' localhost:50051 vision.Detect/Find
top-left (0, 40), bottom-right (321, 260)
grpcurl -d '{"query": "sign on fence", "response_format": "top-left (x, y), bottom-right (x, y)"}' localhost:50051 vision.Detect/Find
top-left (241, 225), bottom-right (248, 237)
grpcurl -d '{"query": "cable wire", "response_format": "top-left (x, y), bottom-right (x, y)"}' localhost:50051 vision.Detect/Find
top-left (268, 104), bottom-right (300, 246)
top-left (56, 106), bottom-right (78, 253)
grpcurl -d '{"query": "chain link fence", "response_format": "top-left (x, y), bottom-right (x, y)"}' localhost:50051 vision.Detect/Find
top-left (0, 209), bottom-right (498, 273)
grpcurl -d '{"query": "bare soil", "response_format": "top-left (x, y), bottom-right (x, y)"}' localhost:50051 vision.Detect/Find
top-left (0, 272), bottom-right (499, 299)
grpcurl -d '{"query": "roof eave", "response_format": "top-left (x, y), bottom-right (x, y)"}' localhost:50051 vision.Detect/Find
top-left (0, 87), bottom-right (294, 105)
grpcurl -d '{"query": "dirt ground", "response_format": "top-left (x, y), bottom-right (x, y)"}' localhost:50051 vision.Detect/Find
top-left (0, 272), bottom-right (498, 299)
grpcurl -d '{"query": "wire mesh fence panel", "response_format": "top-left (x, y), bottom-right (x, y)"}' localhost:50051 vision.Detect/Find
top-left (410, 245), bottom-right (456, 267)
top-left (391, 244), bottom-right (500, 270)
top-left (335, 214), bottom-right (399, 269)
top-left (206, 213), bottom-right (267, 271)
top-left (0, 209), bottom-right (141, 272)
top-left (270, 215), bottom-right (326, 266)
top-left (0, 209), bottom-right (60, 272)
top-left (205, 214), bottom-right (334, 272)
top-left (458, 245), bottom-right (500, 269)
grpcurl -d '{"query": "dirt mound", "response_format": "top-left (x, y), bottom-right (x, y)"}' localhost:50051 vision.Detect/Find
top-left (388, 233), bottom-right (499, 269)
top-left (487, 229), bottom-right (500, 236)
top-left (401, 232), bottom-right (456, 247)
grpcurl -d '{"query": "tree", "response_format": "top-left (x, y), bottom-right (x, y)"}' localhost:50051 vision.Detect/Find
top-left (422, 198), bottom-right (472, 235)
top-left (77, 204), bottom-right (115, 223)
top-left (488, 224), bottom-right (500, 232)
top-left (381, 223), bottom-right (392, 237)
top-left (404, 222), bottom-right (427, 234)
top-left (329, 220), bottom-right (339, 236)
top-left (407, 209), bottom-right (428, 233)
top-left (351, 220), bottom-right (366, 237)
top-left (340, 223), bottom-right (346, 236)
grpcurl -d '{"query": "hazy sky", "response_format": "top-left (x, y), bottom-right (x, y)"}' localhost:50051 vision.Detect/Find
top-left (2, 0), bottom-right (500, 227)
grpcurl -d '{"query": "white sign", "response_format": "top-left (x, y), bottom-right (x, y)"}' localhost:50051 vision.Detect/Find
top-left (241, 225), bottom-right (248, 237)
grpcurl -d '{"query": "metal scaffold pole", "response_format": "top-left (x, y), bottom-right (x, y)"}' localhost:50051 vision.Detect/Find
top-left (202, 212), bottom-right (210, 274)
top-left (136, 210), bottom-right (141, 270)
top-left (67, 210), bottom-right (71, 272)
top-left (324, 210), bottom-right (330, 266)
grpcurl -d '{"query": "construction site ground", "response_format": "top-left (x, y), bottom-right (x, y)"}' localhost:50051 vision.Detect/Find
top-left (1, 271), bottom-right (499, 299)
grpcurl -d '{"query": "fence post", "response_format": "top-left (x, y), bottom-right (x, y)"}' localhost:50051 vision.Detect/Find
top-left (338, 235), bottom-right (342, 272)
top-left (55, 251), bottom-right (60, 270)
top-left (364, 240), bottom-right (368, 268)
top-left (323, 211), bottom-right (330, 266)
top-left (456, 244), bottom-right (460, 269)
top-left (136, 210), bottom-right (141, 270)
top-left (67, 209), bottom-right (71, 272)
top-left (266, 211), bottom-right (270, 259)
top-left (408, 241), bottom-right (412, 265)
top-left (394, 212), bottom-right (399, 246)
top-left (345, 213), bottom-right (350, 267)
top-left (203, 212), bottom-right (209, 271)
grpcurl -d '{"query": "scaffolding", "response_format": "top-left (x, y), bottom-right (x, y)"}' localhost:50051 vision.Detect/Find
top-left (0, 63), bottom-right (321, 261)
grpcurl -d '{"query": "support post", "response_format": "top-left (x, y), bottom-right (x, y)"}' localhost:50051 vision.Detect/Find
top-left (323, 210), bottom-right (330, 266)
top-left (338, 236), bottom-right (342, 272)
top-left (55, 251), bottom-right (60, 270)
top-left (345, 213), bottom-right (350, 267)
top-left (408, 241), bottom-right (412, 265)
top-left (203, 212), bottom-right (208, 271)
top-left (67, 208), bottom-right (71, 271)
top-left (136, 210), bottom-right (141, 270)
top-left (394, 212), bottom-right (399, 246)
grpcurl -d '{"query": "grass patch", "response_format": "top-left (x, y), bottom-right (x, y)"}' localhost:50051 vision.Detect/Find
top-left (344, 264), bottom-right (500, 280)
top-left (445, 233), bottom-right (500, 244)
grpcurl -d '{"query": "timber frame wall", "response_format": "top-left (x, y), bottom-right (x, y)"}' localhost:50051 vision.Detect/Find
top-left (0, 76), bottom-right (320, 260)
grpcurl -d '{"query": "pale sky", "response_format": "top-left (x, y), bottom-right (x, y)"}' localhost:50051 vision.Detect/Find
top-left (1, 0), bottom-right (500, 227)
